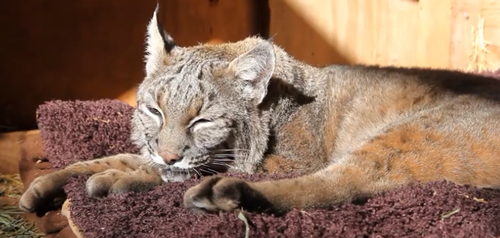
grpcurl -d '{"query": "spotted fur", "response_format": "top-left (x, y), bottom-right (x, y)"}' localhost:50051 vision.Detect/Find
top-left (20, 6), bottom-right (500, 215)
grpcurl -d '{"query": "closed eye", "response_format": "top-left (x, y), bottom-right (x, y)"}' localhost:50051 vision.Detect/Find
top-left (147, 106), bottom-right (162, 116)
top-left (188, 118), bottom-right (213, 131)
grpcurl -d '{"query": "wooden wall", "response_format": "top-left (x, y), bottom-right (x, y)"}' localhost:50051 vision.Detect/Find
top-left (0, 0), bottom-right (266, 132)
top-left (1, 0), bottom-right (500, 132)
top-left (270, 0), bottom-right (500, 70)
top-left (0, 1), bottom-right (156, 131)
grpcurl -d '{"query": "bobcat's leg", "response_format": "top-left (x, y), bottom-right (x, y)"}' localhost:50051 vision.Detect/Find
top-left (183, 158), bottom-right (407, 214)
top-left (19, 153), bottom-right (162, 215)
top-left (184, 122), bottom-right (500, 214)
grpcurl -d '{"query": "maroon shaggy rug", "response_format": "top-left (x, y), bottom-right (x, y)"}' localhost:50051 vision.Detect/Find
top-left (19, 67), bottom-right (500, 238)
top-left (29, 99), bottom-right (500, 238)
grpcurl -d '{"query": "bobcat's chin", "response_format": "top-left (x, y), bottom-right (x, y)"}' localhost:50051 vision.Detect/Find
top-left (146, 147), bottom-right (237, 183)
top-left (159, 168), bottom-right (194, 182)
top-left (155, 158), bottom-right (232, 183)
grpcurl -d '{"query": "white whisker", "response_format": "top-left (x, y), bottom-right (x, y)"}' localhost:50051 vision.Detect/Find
top-left (211, 154), bottom-right (249, 159)
top-left (211, 153), bottom-right (236, 157)
top-left (200, 165), bottom-right (219, 175)
top-left (211, 158), bottom-right (235, 162)
top-left (213, 148), bottom-right (250, 152)
top-left (193, 168), bottom-right (203, 177)
top-left (211, 162), bottom-right (234, 168)
top-left (211, 147), bottom-right (249, 154)
top-left (199, 168), bottom-right (217, 175)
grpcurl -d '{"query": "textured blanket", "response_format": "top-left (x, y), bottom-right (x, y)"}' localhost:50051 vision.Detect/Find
top-left (30, 99), bottom-right (500, 238)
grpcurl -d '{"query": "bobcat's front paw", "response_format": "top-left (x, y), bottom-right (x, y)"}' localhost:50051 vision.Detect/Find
top-left (183, 176), bottom-right (273, 214)
top-left (86, 169), bottom-right (128, 197)
top-left (86, 169), bottom-right (158, 197)
top-left (19, 171), bottom-right (69, 216)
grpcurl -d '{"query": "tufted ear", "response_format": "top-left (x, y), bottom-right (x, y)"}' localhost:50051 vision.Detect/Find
top-left (145, 5), bottom-right (177, 75)
top-left (229, 41), bottom-right (276, 105)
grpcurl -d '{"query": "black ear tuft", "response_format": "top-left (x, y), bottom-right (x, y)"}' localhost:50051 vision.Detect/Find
top-left (145, 4), bottom-right (178, 75)
top-left (155, 7), bottom-right (176, 54)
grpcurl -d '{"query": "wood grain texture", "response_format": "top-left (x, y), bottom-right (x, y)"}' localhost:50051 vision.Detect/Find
top-left (0, 130), bottom-right (41, 174)
top-left (416, 0), bottom-right (453, 69)
top-left (450, 0), bottom-right (500, 71)
top-left (162, 0), bottom-right (267, 46)
top-left (0, 1), bottom-right (159, 131)
top-left (0, 0), bottom-right (264, 131)
top-left (269, 0), bottom-right (500, 70)
top-left (2, 0), bottom-right (500, 132)
top-left (269, 0), bottom-right (350, 66)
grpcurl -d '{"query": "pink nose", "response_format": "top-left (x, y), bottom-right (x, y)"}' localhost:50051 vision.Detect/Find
top-left (159, 150), bottom-right (181, 165)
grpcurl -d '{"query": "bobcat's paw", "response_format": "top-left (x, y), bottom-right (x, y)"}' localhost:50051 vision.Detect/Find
top-left (87, 169), bottom-right (132, 197)
top-left (183, 176), bottom-right (243, 213)
top-left (183, 176), bottom-right (273, 214)
top-left (19, 172), bottom-right (68, 216)
top-left (86, 169), bottom-right (158, 197)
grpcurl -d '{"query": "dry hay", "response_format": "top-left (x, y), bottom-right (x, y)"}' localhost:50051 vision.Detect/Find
top-left (0, 173), bottom-right (44, 238)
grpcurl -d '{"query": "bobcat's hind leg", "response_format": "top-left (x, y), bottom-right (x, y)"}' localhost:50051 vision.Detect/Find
top-left (19, 153), bottom-right (161, 215)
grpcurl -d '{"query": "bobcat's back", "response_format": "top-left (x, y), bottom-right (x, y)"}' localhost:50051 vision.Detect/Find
top-left (317, 66), bottom-right (500, 187)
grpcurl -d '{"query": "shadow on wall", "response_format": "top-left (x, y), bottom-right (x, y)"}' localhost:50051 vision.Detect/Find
top-left (0, 0), bottom-right (347, 132)
top-left (268, 0), bottom-right (350, 66)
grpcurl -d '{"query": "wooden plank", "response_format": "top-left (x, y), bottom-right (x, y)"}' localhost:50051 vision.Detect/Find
top-left (269, 0), bottom-right (351, 66)
top-left (0, 1), bottom-right (265, 132)
top-left (450, 0), bottom-right (482, 71)
top-left (450, 0), bottom-right (500, 72)
top-left (384, 0), bottom-right (420, 67)
top-left (370, 0), bottom-right (389, 66)
top-left (480, 0), bottom-right (500, 71)
top-left (416, 0), bottom-right (453, 69)
top-left (269, 0), bottom-right (500, 71)
top-left (269, 0), bottom-right (422, 67)
top-left (162, 0), bottom-right (265, 46)
top-left (0, 1), bottom-right (160, 131)
top-left (330, 0), bottom-right (420, 67)
top-left (0, 130), bottom-right (41, 174)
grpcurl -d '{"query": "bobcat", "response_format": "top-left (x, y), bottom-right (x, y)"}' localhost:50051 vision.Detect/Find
top-left (20, 7), bottom-right (500, 216)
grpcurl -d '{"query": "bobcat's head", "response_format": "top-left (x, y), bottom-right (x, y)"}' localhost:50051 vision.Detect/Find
top-left (131, 7), bottom-right (275, 181)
